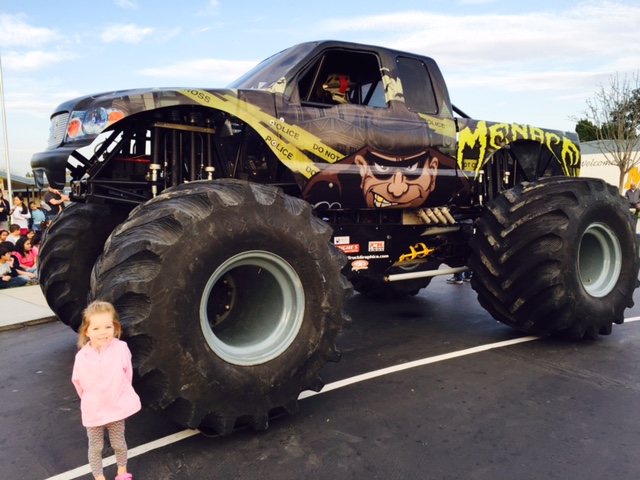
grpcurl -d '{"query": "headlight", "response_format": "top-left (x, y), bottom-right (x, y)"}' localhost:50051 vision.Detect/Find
top-left (66, 107), bottom-right (125, 140)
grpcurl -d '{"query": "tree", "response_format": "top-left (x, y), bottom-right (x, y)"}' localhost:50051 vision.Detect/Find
top-left (581, 72), bottom-right (640, 193)
top-left (575, 118), bottom-right (599, 142)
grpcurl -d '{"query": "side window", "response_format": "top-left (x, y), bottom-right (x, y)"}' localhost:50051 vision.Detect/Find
top-left (396, 56), bottom-right (438, 114)
top-left (298, 50), bottom-right (386, 108)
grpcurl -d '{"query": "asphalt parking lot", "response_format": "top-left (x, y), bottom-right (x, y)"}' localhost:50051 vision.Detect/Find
top-left (2, 275), bottom-right (640, 480)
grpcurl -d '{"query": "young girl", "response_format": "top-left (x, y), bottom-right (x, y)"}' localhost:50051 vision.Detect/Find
top-left (9, 194), bottom-right (30, 235)
top-left (72, 301), bottom-right (141, 480)
top-left (14, 236), bottom-right (38, 278)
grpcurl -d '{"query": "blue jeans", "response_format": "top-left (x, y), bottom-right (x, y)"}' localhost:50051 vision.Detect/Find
top-left (19, 267), bottom-right (38, 282)
top-left (454, 271), bottom-right (473, 281)
top-left (0, 276), bottom-right (28, 289)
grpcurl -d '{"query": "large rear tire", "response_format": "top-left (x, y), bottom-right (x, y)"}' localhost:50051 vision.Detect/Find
top-left (38, 203), bottom-right (130, 330)
top-left (90, 180), bottom-right (350, 433)
top-left (469, 177), bottom-right (639, 339)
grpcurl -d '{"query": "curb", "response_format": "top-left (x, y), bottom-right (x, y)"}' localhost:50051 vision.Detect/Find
top-left (0, 316), bottom-right (59, 333)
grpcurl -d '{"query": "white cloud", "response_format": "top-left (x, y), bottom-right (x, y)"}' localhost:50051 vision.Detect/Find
top-left (6, 97), bottom-right (59, 115)
top-left (157, 27), bottom-right (183, 43)
top-left (0, 14), bottom-right (61, 47)
top-left (115, 0), bottom-right (138, 9)
top-left (197, 0), bottom-right (221, 17)
top-left (318, 2), bottom-right (640, 77)
top-left (2, 50), bottom-right (74, 71)
top-left (101, 24), bottom-right (155, 44)
top-left (456, 0), bottom-right (496, 4)
top-left (447, 69), bottom-right (602, 93)
top-left (138, 59), bottom-right (257, 84)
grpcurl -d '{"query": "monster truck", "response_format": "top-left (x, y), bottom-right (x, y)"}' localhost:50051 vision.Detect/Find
top-left (32, 40), bottom-right (639, 433)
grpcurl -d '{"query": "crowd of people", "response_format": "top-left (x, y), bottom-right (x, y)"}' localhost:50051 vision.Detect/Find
top-left (0, 186), bottom-right (68, 289)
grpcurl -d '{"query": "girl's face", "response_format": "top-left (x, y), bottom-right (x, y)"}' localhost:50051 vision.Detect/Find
top-left (86, 312), bottom-right (115, 350)
top-left (24, 240), bottom-right (32, 251)
top-left (0, 231), bottom-right (7, 242)
top-left (13, 197), bottom-right (21, 206)
top-left (27, 231), bottom-right (35, 239)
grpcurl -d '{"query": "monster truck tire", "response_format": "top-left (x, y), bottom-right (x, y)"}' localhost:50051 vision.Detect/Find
top-left (90, 180), bottom-right (350, 433)
top-left (38, 203), bottom-right (130, 331)
top-left (469, 177), bottom-right (639, 339)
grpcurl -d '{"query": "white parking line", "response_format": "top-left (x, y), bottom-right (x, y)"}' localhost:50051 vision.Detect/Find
top-left (45, 317), bottom-right (640, 480)
top-left (299, 335), bottom-right (540, 398)
top-left (45, 430), bottom-right (200, 480)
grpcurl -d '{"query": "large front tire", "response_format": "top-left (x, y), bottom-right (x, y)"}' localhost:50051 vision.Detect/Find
top-left (38, 203), bottom-right (130, 330)
top-left (90, 180), bottom-right (350, 433)
top-left (469, 177), bottom-right (639, 339)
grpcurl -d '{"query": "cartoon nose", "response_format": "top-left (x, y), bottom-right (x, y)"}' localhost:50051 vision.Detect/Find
top-left (387, 172), bottom-right (409, 197)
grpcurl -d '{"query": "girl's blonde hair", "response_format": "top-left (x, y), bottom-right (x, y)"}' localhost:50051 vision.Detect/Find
top-left (77, 300), bottom-right (122, 349)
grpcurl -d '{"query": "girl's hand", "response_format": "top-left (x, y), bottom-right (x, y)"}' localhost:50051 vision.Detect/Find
top-left (1, 275), bottom-right (10, 282)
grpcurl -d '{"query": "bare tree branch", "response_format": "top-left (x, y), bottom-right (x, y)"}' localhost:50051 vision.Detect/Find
top-left (584, 72), bottom-right (640, 192)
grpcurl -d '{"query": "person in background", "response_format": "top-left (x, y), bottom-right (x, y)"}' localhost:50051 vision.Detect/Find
top-left (5, 225), bottom-right (22, 244)
top-left (0, 191), bottom-right (10, 231)
top-left (14, 236), bottom-right (38, 279)
top-left (31, 231), bottom-right (42, 257)
top-left (45, 186), bottom-right (70, 219)
top-left (3, 241), bottom-right (36, 284)
top-left (40, 218), bottom-right (52, 231)
top-left (447, 270), bottom-right (473, 285)
top-left (10, 194), bottom-right (31, 235)
top-left (0, 229), bottom-right (8, 243)
top-left (625, 182), bottom-right (640, 211)
top-left (0, 245), bottom-right (27, 288)
top-left (29, 202), bottom-right (47, 231)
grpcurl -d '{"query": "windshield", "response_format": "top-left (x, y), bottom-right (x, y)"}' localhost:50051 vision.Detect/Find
top-left (227, 42), bottom-right (317, 90)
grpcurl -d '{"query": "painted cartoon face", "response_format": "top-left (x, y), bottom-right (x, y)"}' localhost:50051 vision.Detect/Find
top-left (355, 150), bottom-right (438, 208)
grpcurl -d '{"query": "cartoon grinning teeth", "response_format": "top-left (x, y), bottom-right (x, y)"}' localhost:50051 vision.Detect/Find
top-left (374, 193), bottom-right (397, 208)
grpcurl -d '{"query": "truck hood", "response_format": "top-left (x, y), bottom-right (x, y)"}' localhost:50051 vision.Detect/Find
top-left (43, 87), bottom-right (235, 150)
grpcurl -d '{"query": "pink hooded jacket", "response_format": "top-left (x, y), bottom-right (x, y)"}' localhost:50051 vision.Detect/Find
top-left (72, 338), bottom-right (141, 427)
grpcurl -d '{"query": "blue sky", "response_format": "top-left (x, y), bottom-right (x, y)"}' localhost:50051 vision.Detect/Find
top-left (0, 0), bottom-right (639, 175)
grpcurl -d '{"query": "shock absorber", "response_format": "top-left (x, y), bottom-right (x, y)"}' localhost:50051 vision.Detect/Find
top-left (149, 163), bottom-right (161, 197)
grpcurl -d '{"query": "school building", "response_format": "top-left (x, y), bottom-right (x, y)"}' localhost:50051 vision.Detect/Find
top-left (580, 140), bottom-right (640, 193)
top-left (0, 170), bottom-right (45, 205)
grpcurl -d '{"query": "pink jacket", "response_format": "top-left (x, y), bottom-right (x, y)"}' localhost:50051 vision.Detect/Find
top-left (72, 338), bottom-right (141, 427)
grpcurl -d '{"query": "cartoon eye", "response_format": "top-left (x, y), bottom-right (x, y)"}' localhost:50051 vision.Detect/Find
top-left (403, 162), bottom-right (419, 174)
top-left (373, 162), bottom-right (391, 175)
top-left (404, 162), bottom-right (423, 179)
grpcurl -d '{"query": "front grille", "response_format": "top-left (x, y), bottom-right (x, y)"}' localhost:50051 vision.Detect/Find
top-left (48, 112), bottom-right (69, 147)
